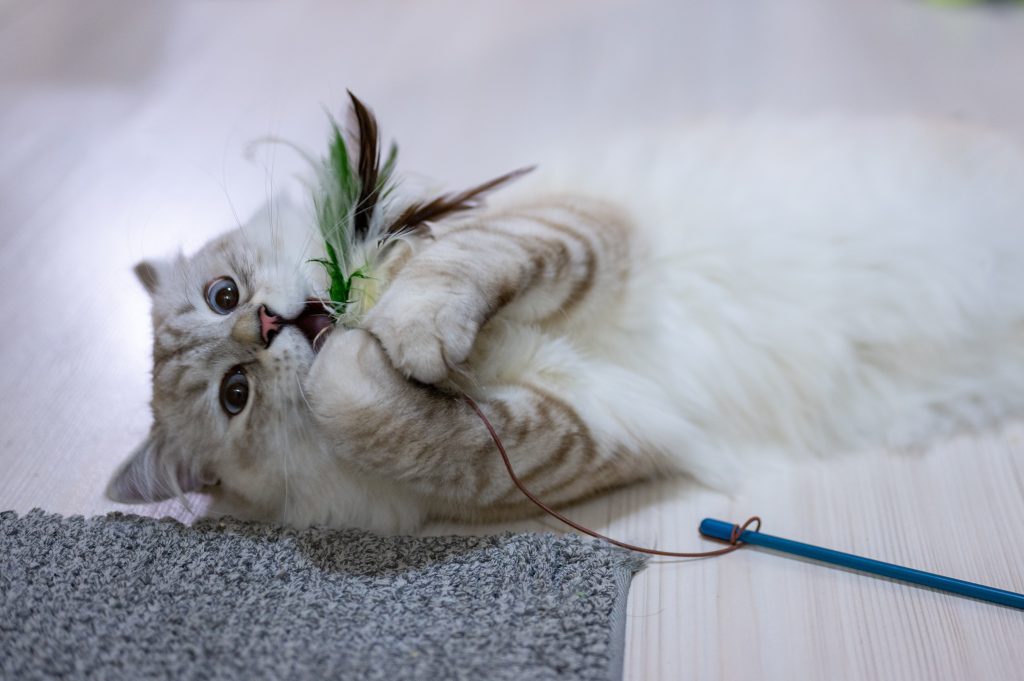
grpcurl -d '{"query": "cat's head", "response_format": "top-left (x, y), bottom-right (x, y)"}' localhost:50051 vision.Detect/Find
top-left (107, 199), bottom-right (335, 519)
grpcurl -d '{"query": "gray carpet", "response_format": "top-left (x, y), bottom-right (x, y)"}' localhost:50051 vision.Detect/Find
top-left (0, 510), bottom-right (644, 681)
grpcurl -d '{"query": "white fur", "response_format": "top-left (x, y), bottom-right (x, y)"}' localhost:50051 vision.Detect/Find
top-left (488, 117), bottom-right (1024, 485)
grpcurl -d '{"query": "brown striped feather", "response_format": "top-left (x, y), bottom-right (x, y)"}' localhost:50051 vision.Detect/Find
top-left (384, 166), bottom-right (535, 237)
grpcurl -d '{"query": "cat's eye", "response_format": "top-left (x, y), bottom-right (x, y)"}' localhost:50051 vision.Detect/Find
top-left (205, 277), bottom-right (239, 314)
top-left (219, 366), bottom-right (249, 416)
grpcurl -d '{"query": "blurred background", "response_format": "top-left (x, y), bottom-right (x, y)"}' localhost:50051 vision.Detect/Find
top-left (2, 2), bottom-right (1023, 679)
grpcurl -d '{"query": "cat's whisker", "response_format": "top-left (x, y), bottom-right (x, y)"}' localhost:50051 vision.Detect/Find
top-left (294, 374), bottom-right (319, 418)
top-left (218, 137), bottom-right (246, 235)
top-left (174, 253), bottom-right (201, 302)
top-left (263, 126), bottom-right (281, 282)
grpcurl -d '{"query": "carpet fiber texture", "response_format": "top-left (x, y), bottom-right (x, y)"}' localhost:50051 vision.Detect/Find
top-left (1, 510), bottom-right (644, 681)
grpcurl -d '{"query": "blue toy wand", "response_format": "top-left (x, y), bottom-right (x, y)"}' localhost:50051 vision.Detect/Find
top-left (700, 518), bottom-right (1024, 610)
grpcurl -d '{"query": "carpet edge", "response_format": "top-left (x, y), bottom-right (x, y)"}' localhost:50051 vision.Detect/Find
top-left (606, 557), bottom-right (647, 681)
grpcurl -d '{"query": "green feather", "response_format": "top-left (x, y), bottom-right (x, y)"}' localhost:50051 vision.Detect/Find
top-left (309, 94), bottom-right (528, 327)
top-left (312, 109), bottom-right (399, 321)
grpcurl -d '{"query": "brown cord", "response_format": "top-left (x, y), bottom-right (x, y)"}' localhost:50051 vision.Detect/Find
top-left (463, 394), bottom-right (761, 558)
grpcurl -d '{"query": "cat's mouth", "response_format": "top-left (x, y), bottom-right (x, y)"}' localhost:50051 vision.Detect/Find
top-left (290, 300), bottom-right (334, 352)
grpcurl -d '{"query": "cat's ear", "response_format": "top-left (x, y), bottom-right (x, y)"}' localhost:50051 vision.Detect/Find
top-left (106, 431), bottom-right (209, 503)
top-left (133, 260), bottom-right (163, 296)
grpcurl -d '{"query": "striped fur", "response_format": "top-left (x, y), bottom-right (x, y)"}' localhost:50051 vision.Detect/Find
top-left (308, 196), bottom-right (655, 523)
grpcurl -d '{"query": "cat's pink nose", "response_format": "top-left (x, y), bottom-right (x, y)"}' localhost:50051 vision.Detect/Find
top-left (259, 305), bottom-right (283, 347)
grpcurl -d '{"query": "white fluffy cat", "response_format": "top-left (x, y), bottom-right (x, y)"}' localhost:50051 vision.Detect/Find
top-left (108, 112), bottom-right (1024, 534)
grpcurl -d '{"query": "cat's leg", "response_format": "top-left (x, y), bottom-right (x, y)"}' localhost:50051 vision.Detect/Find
top-left (363, 196), bottom-right (632, 384)
top-left (307, 327), bottom-right (657, 518)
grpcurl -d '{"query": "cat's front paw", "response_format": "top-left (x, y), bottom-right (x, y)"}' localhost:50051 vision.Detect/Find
top-left (363, 281), bottom-right (485, 384)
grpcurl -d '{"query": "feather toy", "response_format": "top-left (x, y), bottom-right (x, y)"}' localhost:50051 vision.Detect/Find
top-left (310, 91), bottom-right (533, 327)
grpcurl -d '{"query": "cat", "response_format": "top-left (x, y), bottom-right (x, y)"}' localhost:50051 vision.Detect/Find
top-left (108, 105), bottom-right (1024, 534)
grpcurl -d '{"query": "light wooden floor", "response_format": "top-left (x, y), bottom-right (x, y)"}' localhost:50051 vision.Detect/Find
top-left (2, 2), bottom-right (1023, 679)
